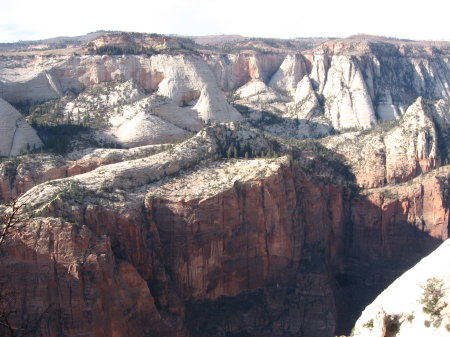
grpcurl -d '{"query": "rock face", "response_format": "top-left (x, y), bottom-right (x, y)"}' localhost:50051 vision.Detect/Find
top-left (145, 158), bottom-right (344, 337)
top-left (0, 98), bottom-right (42, 156)
top-left (351, 239), bottom-right (450, 337)
top-left (204, 52), bottom-right (286, 91)
top-left (1, 33), bottom-right (450, 337)
top-left (321, 97), bottom-right (446, 188)
top-left (322, 55), bottom-right (377, 129)
top-left (0, 54), bottom-right (242, 125)
top-left (351, 171), bottom-right (449, 265)
top-left (0, 123), bottom-right (448, 337)
top-left (0, 217), bottom-right (177, 337)
top-left (334, 169), bottom-right (450, 333)
top-left (236, 79), bottom-right (285, 103)
top-left (0, 150), bottom-right (348, 336)
top-left (0, 145), bottom-right (164, 200)
top-left (1, 36), bottom-right (449, 141)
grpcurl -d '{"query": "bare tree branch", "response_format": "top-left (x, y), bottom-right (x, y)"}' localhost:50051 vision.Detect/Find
top-left (0, 194), bottom-right (44, 337)
top-left (0, 195), bottom-right (33, 247)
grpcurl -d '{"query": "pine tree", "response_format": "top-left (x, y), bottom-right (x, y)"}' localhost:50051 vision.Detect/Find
top-left (226, 146), bottom-right (233, 158)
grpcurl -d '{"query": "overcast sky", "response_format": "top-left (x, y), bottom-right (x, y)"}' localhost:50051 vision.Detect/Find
top-left (1, 0), bottom-right (449, 42)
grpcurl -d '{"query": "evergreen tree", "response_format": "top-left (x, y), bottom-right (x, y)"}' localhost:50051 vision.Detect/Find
top-left (226, 146), bottom-right (233, 158)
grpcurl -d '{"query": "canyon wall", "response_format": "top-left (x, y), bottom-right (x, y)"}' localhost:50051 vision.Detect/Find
top-left (1, 39), bottom-right (449, 137)
top-left (322, 98), bottom-right (449, 188)
top-left (0, 98), bottom-right (42, 157)
top-left (0, 125), bottom-right (448, 336)
top-left (0, 152), bottom-right (348, 336)
top-left (0, 35), bottom-right (449, 336)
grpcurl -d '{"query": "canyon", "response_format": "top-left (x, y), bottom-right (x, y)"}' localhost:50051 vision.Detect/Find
top-left (0, 32), bottom-right (449, 337)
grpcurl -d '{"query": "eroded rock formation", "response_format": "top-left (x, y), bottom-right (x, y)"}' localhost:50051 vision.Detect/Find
top-left (322, 97), bottom-right (447, 188)
top-left (0, 33), bottom-right (450, 337)
top-left (0, 98), bottom-right (42, 157)
top-left (0, 123), bottom-right (448, 336)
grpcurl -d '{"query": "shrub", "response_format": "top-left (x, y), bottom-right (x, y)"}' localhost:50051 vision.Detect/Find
top-left (388, 318), bottom-right (400, 334)
top-left (405, 313), bottom-right (414, 323)
top-left (363, 319), bottom-right (374, 329)
top-left (419, 277), bottom-right (447, 328)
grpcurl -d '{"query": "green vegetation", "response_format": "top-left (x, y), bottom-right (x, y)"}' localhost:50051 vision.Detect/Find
top-left (293, 139), bottom-right (359, 192)
top-left (64, 180), bottom-right (87, 203)
top-left (340, 118), bottom-right (401, 137)
top-left (406, 313), bottom-right (414, 323)
top-left (387, 314), bottom-right (401, 335)
top-left (32, 124), bottom-right (121, 154)
top-left (220, 142), bottom-right (279, 160)
top-left (33, 124), bottom-right (89, 153)
top-left (362, 319), bottom-right (374, 329)
top-left (86, 33), bottom-right (199, 56)
top-left (226, 91), bottom-right (242, 103)
top-left (233, 104), bottom-right (286, 127)
top-left (419, 277), bottom-right (447, 328)
top-left (381, 188), bottom-right (398, 199)
top-left (349, 327), bottom-right (355, 337)
top-left (201, 37), bottom-right (319, 54)
top-left (90, 44), bottom-right (150, 55)
top-left (28, 95), bottom-right (110, 129)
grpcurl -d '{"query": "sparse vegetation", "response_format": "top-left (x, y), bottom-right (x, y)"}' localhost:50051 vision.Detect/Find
top-left (387, 314), bottom-right (401, 335)
top-left (292, 139), bottom-right (359, 193)
top-left (86, 33), bottom-right (199, 56)
top-left (419, 277), bottom-right (447, 328)
top-left (32, 124), bottom-right (112, 153)
top-left (406, 313), bottom-right (415, 323)
top-left (362, 319), bottom-right (374, 329)
top-left (381, 188), bottom-right (398, 199)
top-left (226, 91), bottom-right (242, 103)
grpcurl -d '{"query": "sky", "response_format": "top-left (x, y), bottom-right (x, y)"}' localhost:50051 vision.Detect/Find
top-left (1, 0), bottom-right (449, 43)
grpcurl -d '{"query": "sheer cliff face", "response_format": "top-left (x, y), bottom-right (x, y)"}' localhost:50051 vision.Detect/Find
top-left (0, 148), bottom-right (348, 337)
top-left (0, 98), bottom-right (42, 156)
top-left (0, 124), bottom-right (448, 337)
top-left (0, 218), bottom-right (175, 337)
top-left (335, 166), bottom-right (450, 333)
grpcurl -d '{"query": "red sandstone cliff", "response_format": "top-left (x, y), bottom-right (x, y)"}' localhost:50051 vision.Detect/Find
top-left (0, 154), bottom-right (349, 336)
top-left (0, 146), bottom-right (448, 336)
